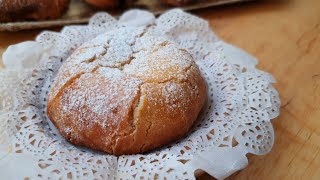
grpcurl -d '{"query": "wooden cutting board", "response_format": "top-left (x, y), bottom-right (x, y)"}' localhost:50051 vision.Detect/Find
top-left (1, 0), bottom-right (320, 179)
top-left (200, 0), bottom-right (320, 179)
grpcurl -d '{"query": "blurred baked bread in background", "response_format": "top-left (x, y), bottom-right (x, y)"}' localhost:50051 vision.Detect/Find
top-left (85, 0), bottom-right (120, 9)
top-left (0, 0), bottom-right (70, 22)
top-left (161, 0), bottom-right (194, 6)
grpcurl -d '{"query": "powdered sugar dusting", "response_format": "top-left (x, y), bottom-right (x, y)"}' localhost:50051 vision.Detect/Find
top-left (61, 70), bottom-right (142, 130)
top-left (48, 61), bottom-right (97, 101)
top-left (48, 27), bottom-right (146, 101)
top-left (47, 26), bottom-right (206, 153)
top-left (124, 37), bottom-right (194, 83)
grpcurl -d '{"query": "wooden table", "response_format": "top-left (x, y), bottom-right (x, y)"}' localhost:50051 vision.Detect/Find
top-left (1, 0), bottom-right (320, 179)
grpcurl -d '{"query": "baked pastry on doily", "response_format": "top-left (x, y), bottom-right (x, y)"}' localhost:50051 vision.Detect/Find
top-left (47, 28), bottom-right (207, 155)
top-left (0, 10), bottom-right (280, 179)
top-left (0, 0), bottom-right (70, 22)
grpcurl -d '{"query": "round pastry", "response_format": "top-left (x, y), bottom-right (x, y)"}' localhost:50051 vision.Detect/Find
top-left (47, 28), bottom-right (207, 155)
top-left (0, 0), bottom-right (70, 22)
top-left (85, 0), bottom-right (119, 9)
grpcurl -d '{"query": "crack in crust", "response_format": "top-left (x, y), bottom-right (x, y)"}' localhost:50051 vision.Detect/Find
top-left (111, 84), bottom-right (142, 154)
top-left (108, 29), bottom-right (153, 154)
top-left (50, 28), bottom-right (146, 108)
top-left (80, 29), bottom-right (147, 154)
top-left (48, 72), bottom-right (85, 110)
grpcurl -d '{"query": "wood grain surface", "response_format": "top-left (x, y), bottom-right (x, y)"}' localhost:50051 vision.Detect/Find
top-left (1, 0), bottom-right (320, 179)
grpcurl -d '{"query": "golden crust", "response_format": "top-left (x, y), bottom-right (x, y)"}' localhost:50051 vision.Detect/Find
top-left (113, 67), bottom-right (207, 154)
top-left (0, 0), bottom-right (70, 22)
top-left (48, 71), bottom-right (141, 153)
top-left (47, 32), bottom-right (207, 155)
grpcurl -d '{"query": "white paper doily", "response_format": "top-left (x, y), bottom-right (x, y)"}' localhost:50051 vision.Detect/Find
top-left (0, 9), bottom-right (280, 180)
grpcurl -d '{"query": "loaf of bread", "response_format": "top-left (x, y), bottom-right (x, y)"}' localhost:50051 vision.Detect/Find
top-left (0, 0), bottom-right (70, 22)
top-left (47, 28), bottom-right (207, 155)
